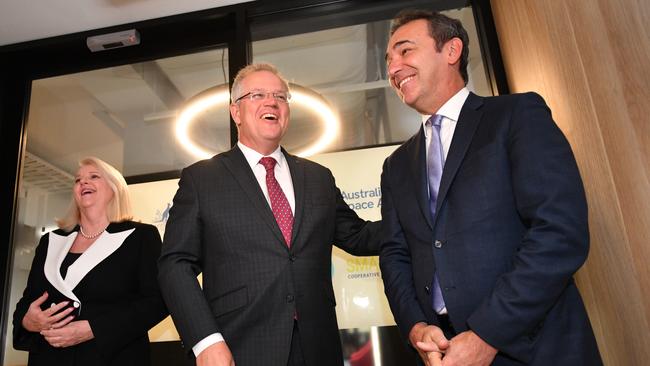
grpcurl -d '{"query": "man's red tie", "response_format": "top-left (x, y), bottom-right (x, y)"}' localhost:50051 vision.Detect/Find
top-left (259, 157), bottom-right (293, 247)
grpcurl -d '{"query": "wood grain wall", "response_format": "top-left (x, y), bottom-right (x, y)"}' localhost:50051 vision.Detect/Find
top-left (490, 1), bottom-right (650, 364)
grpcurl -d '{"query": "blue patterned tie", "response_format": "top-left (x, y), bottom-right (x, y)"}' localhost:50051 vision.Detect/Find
top-left (427, 114), bottom-right (446, 313)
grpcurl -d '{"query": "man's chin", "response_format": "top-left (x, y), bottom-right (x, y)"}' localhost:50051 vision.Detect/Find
top-left (262, 134), bottom-right (284, 145)
top-left (401, 95), bottom-right (419, 109)
top-left (398, 88), bottom-right (417, 103)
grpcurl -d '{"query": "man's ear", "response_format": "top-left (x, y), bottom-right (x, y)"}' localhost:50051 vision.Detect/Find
top-left (446, 37), bottom-right (463, 66)
top-left (229, 103), bottom-right (241, 125)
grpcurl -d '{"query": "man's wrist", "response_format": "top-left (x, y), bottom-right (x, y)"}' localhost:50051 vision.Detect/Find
top-left (468, 330), bottom-right (497, 352)
top-left (192, 333), bottom-right (225, 357)
top-left (409, 322), bottom-right (428, 343)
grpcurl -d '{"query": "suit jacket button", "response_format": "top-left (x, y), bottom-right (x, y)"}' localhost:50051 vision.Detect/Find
top-left (424, 286), bottom-right (431, 294)
top-left (286, 294), bottom-right (294, 303)
top-left (289, 255), bottom-right (296, 262)
top-left (434, 240), bottom-right (443, 248)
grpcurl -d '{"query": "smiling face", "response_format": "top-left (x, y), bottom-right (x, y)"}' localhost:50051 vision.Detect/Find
top-left (230, 70), bottom-right (290, 155)
top-left (386, 19), bottom-right (464, 114)
top-left (73, 164), bottom-right (114, 214)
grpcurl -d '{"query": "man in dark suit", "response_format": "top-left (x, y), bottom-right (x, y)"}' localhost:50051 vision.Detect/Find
top-left (158, 63), bottom-right (380, 366)
top-left (379, 9), bottom-right (602, 366)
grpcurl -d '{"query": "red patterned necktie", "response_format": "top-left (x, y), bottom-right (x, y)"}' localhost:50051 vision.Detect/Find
top-left (259, 157), bottom-right (293, 247)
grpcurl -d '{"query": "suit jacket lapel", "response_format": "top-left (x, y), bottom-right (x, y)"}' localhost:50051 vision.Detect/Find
top-left (435, 93), bottom-right (484, 218)
top-left (44, 232), bottom-right (81, 303)
top-left (284, 149), bottom-right (304, 250)
top-left (65, 227), bottom-right (135, 289)
top-left (223, 146), bottom-right (288, 249)
top-left (44, 225), bottom-right (137, 313)
top-left (409, 126), bottom-right (434, 229)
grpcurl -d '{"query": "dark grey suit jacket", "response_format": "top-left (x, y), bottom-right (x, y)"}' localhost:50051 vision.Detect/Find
top-left (158, 146), bottom-right (380, 366)
top-left (380, 92), bottom-right (601, 365)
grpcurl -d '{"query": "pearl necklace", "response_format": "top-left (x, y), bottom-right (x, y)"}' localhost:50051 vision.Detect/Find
top-left (79, 225), bottom-right (107, 239)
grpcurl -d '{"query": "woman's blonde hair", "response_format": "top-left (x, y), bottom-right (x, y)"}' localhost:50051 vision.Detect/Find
top-left (57, 157), bottom-right (133, 231)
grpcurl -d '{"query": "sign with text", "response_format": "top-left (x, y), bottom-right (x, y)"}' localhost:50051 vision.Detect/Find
top-left (310, 145), bottom-right (397, 329)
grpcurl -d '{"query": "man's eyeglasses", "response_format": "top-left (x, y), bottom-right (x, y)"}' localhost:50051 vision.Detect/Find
top-left (235, 90), bottom-right (291, 104)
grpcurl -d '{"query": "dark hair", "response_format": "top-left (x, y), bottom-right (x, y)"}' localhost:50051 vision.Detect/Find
top-left (390, 9), bottom-right (469, 84)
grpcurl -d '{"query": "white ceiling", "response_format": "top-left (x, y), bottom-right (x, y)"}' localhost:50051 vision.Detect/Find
top-left (0, 0), bottom-right (252, 47)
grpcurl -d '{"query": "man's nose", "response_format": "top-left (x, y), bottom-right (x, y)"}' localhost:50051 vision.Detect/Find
top-left (387, 58), bottom-right (401, 85)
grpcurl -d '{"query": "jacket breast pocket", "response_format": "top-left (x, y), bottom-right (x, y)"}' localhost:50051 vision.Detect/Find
top-left (210, 285), bottom-right (248, 318)
top-left (457, 143), bottom-right (497, 175)
top-left (309, 193), bottom-right (333, 207)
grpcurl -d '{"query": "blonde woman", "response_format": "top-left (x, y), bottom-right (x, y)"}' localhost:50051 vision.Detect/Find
top-left (13, 157), bottom-right (168, 366)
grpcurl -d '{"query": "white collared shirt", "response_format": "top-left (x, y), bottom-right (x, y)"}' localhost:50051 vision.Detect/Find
top-left (237, 141), bottom-right (296, 214)
top-left (192, 141), bottom-right (296, 357)
top-left (421, 87), bottom-right (470, 162)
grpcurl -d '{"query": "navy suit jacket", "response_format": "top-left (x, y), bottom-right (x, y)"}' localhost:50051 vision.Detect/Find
top-left (379, 92), bottom-right (601, 365)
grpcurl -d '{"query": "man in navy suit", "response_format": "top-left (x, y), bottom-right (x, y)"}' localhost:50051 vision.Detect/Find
top-left (379, 9), bottom-right (602, 366)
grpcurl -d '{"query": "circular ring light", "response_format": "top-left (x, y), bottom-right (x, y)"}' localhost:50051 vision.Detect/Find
top-left (175, 84), bottom-right (230, 160)
top-left (175, 83), bottom-right (340, 159)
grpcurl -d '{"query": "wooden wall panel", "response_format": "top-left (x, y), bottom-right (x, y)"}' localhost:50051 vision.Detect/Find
top-left (491, 1), bottom-right (650, 365)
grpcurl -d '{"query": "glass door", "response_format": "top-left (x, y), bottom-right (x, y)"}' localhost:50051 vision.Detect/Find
top-left (4, 47), bottom-right (231, 366)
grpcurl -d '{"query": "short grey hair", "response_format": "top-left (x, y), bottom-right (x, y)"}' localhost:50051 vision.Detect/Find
top-left (230, 63), bottom-right (290, 103)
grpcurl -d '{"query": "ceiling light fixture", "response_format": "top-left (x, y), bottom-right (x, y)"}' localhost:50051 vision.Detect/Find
top-left (175, 83), bottom-right (340, 159)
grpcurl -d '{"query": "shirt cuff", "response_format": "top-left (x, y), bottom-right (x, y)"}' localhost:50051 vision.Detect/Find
top-left (192, 333), bottom-right (225, 357)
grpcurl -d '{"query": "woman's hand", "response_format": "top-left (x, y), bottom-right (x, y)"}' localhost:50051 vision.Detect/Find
top-left (40, 320), bottom-right (94, 348)
top-left (21, 292), bottom-right (75, 332)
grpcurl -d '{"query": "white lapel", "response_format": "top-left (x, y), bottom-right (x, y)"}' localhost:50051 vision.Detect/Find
top-left (64, 228), bottom-right (135, 290)
top-left (44, 232), bottom-right (80, 303)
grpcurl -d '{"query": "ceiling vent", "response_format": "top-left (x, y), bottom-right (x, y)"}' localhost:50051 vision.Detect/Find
top-left (87, 29), bottom-right (140, 52)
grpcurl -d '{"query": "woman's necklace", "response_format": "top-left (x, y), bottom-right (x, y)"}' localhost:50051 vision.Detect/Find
top-left (79, 225), bottom-right (107, 239)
